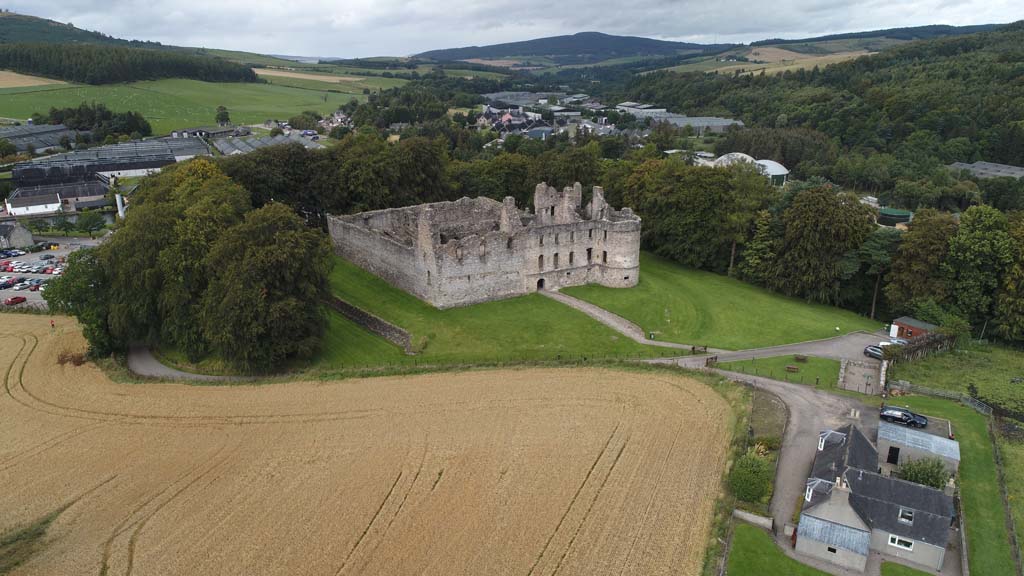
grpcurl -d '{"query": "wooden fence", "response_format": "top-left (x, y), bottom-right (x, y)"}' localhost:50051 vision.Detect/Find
top-left (886, 380), bottom-right (993, 416)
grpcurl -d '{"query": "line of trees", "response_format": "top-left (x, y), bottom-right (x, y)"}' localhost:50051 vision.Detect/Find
top-left (0, 43), bottom-right (259, 84)
top-left (32, 102), bottom-right (152, 143)
top-left (44, 159), bottom-right (331, 372)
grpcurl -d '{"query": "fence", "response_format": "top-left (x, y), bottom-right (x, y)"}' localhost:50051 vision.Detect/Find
top-left (886, 380), bottom-right (993, 416)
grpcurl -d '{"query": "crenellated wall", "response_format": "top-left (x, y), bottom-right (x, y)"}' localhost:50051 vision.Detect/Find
top-left (328, 183), bottom-right (642, 309)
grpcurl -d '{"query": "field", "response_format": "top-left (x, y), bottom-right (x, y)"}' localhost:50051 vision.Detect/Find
top-left (0, 315), bottom-right (732, 575)
top-left (562, 253), bottom-right (881, 350)
top-left (0, 79), bottom-right (360, 134)
top-left (253, 68), bottom-right (407, 93)
top-left (998, 433), bottom-right (1024, 559)
top-left (327, 256), bottom-right (666, 366)
top-left (718, 355), bottom-right (841, 390)
top-left (0, 70), bottom-right (64, 89)
top-left (889, 343), bottom-right (1024, 415)
top-left (662, 47), bottom-right (870, 75)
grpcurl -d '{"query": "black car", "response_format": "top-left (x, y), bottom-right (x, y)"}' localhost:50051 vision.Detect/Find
top-left (880, 406), bottom-right (928, 428)
top-left (863, 345), bottom-right (885, 360)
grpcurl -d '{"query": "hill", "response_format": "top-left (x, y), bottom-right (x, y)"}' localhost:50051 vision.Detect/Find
top-left (0, 11), bottom-right (162, 47)
top-left (752, 23), bottom-right (1003, 48)
top-left (416, 31), bottom-right (728, 66)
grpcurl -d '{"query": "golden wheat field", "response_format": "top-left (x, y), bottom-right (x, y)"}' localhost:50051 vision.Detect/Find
top-left (0, 315), bottom-right (732, 576)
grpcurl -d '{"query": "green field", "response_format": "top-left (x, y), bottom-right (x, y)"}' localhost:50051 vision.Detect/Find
top-left (255, 73), bottom-right (405, 94)
top-left (0, 79), bottom-right (359, 134)
top-left (727, 524), bottom-right (827, 575)
top-left (328, 256), bottom-right (664, 365)
top-left (890, 343), bottom-right (1024, 415)
top-left (562, 253), bottom-right (881, 350)
top-left (890, 396), bottom-right (1016, 576)
top-left (718, 355), bottom-right (841, 389)
top-left (998, 435), bottom-right (1024, 559)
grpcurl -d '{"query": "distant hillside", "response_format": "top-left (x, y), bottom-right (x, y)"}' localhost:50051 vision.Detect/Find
top-left (752, 23), bottom-right (1003, 47)
top-left (416, 32), bottom-right (729, 65)
top-left (0, 11), bottom-right (162, 47)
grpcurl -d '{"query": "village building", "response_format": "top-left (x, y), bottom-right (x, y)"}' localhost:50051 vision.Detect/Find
top-left (889, 316), bottom-right (938, 340)
top-left (329, 183), bottom-right (641, 308)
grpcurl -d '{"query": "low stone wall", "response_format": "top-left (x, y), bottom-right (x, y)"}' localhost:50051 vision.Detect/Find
top-left (327, 297), bottom-right (414, 354)
top-left (732, 509), bottom-right (774, 531)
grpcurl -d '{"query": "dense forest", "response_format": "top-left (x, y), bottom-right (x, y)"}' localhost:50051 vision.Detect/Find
top-left (0, 43), bottom-right (259, 84)
top-left (751, 23), bottom-right (1002, 46)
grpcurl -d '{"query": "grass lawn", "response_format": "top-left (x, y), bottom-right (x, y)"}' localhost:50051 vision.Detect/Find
top-left (880, 562), bottom-right (932, 576)
top-left (718, 355), bottom-right (841, 390)
top-left (328, 256), bottom-right (664, 366)
top-left (0, 79), bottom-right (359, 135)
top-left (562, 253), bottom-right (881, 350)
top-left (890, 343), bottom-right (1024, 415)
top-left (886, 396), bottom-right (1016, 576)
top-left (997, 434), bottom-right (1024, 559)
top-left (727, 523), bottom-right (828, 575)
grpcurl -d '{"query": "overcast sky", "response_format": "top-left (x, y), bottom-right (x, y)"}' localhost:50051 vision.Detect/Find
top-left (8, 0), bottom-right (1023, 58)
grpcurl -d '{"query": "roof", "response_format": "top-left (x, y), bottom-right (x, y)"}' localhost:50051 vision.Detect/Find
top-left (75, 198), bottom-right (113, 210)
top-left (949, 161), bottom-right (1024, 179)
top-left (714, 152), bottom-right (756, 167)
top-left (11, 180), bottom-right (107, 201)
top-left (755, 159), bottom-right (789, 176)
top-left (0, 123), bottom-right (78, 152)
top-left (797, 514), bottom-right (870, 555)
top-left (847, 470), bottom-right (954, 547)
top-left (893, 316), bottom-right (938, 331)
top-left (8, 193), bottom-right (60, 208)
top-left (811, 426), bottom-right (878, 483)
top-left (878, 422), bottom-right (960, 462)
top-left (211, 133), bottom-right (323, 155)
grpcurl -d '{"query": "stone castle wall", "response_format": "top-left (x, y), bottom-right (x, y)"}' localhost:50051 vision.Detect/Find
top-left (328, 183), bottom-right (641, 309)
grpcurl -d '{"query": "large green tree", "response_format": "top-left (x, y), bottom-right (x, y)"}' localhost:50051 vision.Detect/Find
top-left (884, 208), bottom-right (959, 313)
top-left (43, 249), bottom-right (115, 356)
top-left (200, 203), bottom-right (332, 372)
top-left (944, 205), bottom-right (1015, 326)
top-left (770, 185), bottom-right (875, 304)
top-left (858, 227), bottom-right (903, 319)
top-left (994, 212), bottom-right (1024, 343)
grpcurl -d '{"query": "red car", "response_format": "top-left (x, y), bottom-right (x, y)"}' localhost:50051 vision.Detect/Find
top-left (4, 296), bottom-right (26, 306)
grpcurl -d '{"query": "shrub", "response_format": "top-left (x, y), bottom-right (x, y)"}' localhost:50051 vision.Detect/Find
top-left (897, 457), bottom-right (950, 490)
top-left (730, 453), bottom-right (773, 502)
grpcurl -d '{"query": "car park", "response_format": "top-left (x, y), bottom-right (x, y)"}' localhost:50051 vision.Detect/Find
top-left (880, 406), bottom-right (928, 428)
top-left (4, 296), bottom-right (26, 306)
top-left (39, 254), bottom-right (55, 261)
top-left (863, 345), bottom-right (885, 360)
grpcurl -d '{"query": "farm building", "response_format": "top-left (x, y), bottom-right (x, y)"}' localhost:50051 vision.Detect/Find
top-left (212, 133), bottom-right (323, 156)
top-left (877, 422), bottom-right (960, 478)
top-left (5, 180), bottom-right (110, 216)
top-left (171, 125), bottom-right (238, 139)
top-left (796, 425), bottom-right (955, 572)
top-left (0, 222), bottom-right (33, 249)
top-left (948, 161), bottom-right (1024, 179)
top-left (697, 153), bottom-right (790, 185)
top-left (889, 316), bottom-right (937, 340)
top-left (12, 138), bottom-right (210, 188)
top-left (0, 123), bottom-right (80, 154)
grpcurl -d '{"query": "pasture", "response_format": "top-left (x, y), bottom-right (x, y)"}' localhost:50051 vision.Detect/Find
top-left (0, 78), bottom-right (361, 134)
top-left (562, 253), bottom-right (881, 350)
top-left (662, 47), bottom-right (871, 75)
top-left (717, 355), bottom-right (841, 390)
top-left (0, 315), bottom-right (732, 575)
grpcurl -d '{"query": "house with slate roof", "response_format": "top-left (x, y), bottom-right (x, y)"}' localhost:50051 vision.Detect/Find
top-left (796, 425), bottom-right (955, 572)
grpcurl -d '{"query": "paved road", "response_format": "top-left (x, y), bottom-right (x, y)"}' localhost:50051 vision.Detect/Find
top-left (127, 344), bottom-right (240, 382)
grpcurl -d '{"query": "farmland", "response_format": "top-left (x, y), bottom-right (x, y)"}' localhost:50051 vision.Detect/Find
top-left (0, 315), bottom-right (732, 575)
top-left (0, 70), bottom-right (63, 88)
top-left (562, 253), bottom-right (881, 350)
top-left (0, 78), bottom-right (362, 134)
top-left (661, 46), bottom-right (871, 75)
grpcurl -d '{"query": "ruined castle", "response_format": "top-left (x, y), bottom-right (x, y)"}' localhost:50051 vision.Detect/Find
top-left (328, 183), bottom-right (641, 308)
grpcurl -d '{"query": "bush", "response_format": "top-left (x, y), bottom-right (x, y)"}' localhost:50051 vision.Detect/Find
top-left (754, 435), bottom-right (782, 451)
top-left (897, 457), bottom-right (950, 490)
top-left (729, 453), bottom-right (773, 502)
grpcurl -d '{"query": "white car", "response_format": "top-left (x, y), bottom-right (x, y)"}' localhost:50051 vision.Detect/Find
top-left (12, 283), bottom-right (28, 291)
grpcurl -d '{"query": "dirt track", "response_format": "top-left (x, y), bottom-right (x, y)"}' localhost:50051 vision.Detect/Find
top-left (0, 316), bottom-right (731, 576)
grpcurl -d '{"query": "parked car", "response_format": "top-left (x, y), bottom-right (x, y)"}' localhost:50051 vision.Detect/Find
top-left (4, 296), bottom-right (26, 306)
top-left (12, 283), bottom-right (29, 291)
top-left (863, 345), bottom-right (885, 360)
top-left (39, 254), bottom-right (55, 261)
top-left (880, 406), bottom-right (928, 428)
top-left (889, 337), bottom-right (910, 346)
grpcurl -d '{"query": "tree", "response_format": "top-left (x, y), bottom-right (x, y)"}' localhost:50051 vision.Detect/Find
top-left (269, 126), bottom-right (284, 137)
top-left (897, 457), bottom-right (950, 490)
top-left (43, 249), bottom-right (116, 356)
top-left (0, 138), bottom-right (14, 158)
top-left (737, 210), bottom-right (776, 285)
top-left (885, 208), bottom-right (958, 313)
top-left (858, 228), bottom-right (902, 319)
top-left (729, 454), bottom-right (772, 502)
top-left (994, 213), bottom-right (1024, 344)
top-left (725, 164), bottom-right (777, 275)
top-left (54, 210), bottom-right (75, 236)
top-left (75, 211), bottom-right (106, 238)
top-left (770, 185), bottom-right (875, 304)
top-left (215, 105), bottom-right (230, 125)
top-left (944, 205), bottom-right (1014, 327)
top-left (200, 203), bottom-right (332, 372)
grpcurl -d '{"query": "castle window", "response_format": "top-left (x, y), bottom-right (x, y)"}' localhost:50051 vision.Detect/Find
top-left (603, 230), bottom-right (608, 241)
top-left (588, 229), bottom-right (593, 239)
top-left (554, 253), bottom-right (559, 268)
top-left (602, 251), bottom-right (607, 264)
top-left (538, 254), bottom-right (544, 270)
top-left (540, 235), bottom-right (544, 247)
top-left (586, 248), bottom-right (593, 263)
top-left (507, 238), bottom-right (513, 250)
top-left (555, 233), bottom-right (559, 245)
top-left (569, 252), bottom-right (574, 265)
top-left (550, 207), bottom-right (555, 217)
top-left (427, 271), bottom-right (431, 285)
top-left (570, 231), bottom-right (575, 242)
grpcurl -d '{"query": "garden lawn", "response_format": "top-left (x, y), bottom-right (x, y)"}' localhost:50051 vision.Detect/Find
top-left (890, 343), bottom-right (1024, 415)
top-left (718, 355), bottom-right (841, 390)
top-left (563, 252), bottom-right (880, 350)
top-left (727, 523), bottom-right (828, 575)
top-left (328, 256), bottom-right (663, 365)
top-left (880, 563), bottom-right (932, 576)
top-left (998, 436), bottom-right (1024, 560)
top-left (0, 79), bottom-right (361, 135)
top-left (887, 396), bottom-right (1016, 576)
